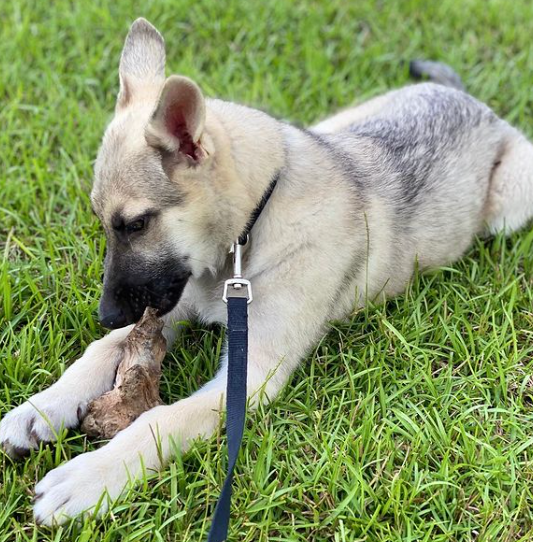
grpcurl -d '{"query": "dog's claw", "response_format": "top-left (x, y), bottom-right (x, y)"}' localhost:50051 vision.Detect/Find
top-left (32, 448), bottom-right (121, 525)
top-left (31, 491), bottom-right (43, 505)
top-left (1, 440), bottom-right (32, 460)
top-left (0, 392), bottom-right (88, 461)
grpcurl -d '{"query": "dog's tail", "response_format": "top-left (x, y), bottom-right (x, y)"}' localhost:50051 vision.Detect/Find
top-left (409, 59), bottom-right (465, 91)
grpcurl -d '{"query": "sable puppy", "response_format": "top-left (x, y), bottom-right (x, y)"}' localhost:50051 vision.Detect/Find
top-left (81, 308), bottom-right (166, 440)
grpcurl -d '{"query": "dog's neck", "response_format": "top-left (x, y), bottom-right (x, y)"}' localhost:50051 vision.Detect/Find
top-left (204, 99), bottom-right (286, 254)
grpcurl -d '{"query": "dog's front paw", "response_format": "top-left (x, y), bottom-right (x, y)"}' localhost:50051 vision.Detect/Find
top-left (33, 449), bottom-right (129, 526)
top-left (32, 403), bottom-right (172, 524)
top-left (0, 389), bottom-right (86, 459)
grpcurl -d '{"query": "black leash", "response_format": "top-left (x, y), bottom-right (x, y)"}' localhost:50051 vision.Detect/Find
top-left (207, 295), bottom-right (248, 542)
top-left (207, 171), bottom-right (279, 542)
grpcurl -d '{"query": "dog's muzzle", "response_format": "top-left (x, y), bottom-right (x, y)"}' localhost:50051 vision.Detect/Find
top-left (99, 274), bottom-right (190, 329)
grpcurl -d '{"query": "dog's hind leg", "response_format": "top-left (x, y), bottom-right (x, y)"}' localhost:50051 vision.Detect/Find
top-left (484, 129), bottom-right (533, 236)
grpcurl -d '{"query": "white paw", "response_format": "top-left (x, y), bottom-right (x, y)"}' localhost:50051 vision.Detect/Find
top-left (33, 448), bottom-right (130, 525)
top-left (31, 406), bottom-right (166, 526)
top-left (0, 389), bottom-right (86, 459)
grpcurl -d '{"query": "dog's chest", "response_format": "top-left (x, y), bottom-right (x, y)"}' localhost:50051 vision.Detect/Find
top-left (187, 276), bottom-right (228, 325)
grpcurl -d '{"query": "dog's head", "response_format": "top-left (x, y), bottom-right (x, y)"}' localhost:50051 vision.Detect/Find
top-left (91, 19), bottom-right (227, 329)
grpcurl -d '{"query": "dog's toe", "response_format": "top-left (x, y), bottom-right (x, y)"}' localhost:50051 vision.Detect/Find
top-left (0, 392), bottom-right (85, 460)
top-left (32, 449), bottom-right (129, 525)
top-left (0, 407), bottom-right (39, 459)
top-left (33, 487), bottom-right (73, 526)
top-left (1, 440), bottom-right (32, 460)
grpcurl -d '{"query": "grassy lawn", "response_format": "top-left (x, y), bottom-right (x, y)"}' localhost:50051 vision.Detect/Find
top-left (2, 0), bottom-right (533, 540)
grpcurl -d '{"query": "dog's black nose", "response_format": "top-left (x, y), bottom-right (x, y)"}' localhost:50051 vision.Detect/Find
top-left (99, 291), bottom-right (129, 329)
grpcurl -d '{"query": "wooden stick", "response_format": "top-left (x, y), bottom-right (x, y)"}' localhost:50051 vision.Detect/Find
top-left (81, 308), bottom-right (166, 439)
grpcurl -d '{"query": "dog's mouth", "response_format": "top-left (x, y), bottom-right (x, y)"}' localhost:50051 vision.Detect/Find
top-left (99, 274), bottom-right (190, 329)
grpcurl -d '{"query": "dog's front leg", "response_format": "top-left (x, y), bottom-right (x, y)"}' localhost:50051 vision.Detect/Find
top-left (0, 304), bottom-right (187, 459)
top-left (32, 299), bottom-right (322, 526)
top-left (0, 326), bottom-right (133, 458)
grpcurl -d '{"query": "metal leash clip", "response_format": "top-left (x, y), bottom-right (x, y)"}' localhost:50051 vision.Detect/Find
top-left (222, 236), bottom-right (253, 304)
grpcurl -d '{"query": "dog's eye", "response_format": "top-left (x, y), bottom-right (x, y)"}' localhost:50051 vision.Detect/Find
top-left (125, 218), bottom-right (145, 234)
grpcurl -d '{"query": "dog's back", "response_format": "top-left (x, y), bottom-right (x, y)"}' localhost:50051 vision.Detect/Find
top-left (309, 76), bottom-right (531, 304)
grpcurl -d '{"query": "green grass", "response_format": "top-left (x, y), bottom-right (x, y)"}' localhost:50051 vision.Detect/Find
top-left (1, 0), bottom-right (533, 540)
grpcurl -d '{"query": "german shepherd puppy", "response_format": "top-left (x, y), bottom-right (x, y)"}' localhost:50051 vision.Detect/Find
top-left (2, 18), bottom-right (533, 525)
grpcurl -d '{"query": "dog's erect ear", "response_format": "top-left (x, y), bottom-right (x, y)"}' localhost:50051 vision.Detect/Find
top-left (117, 18), bottom-right (166, 109)
top-left (145, 75), bottom-right (207, 163)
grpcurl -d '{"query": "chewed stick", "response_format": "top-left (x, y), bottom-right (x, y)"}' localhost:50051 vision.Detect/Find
top-left (81, 308), bottom-right (166, 439)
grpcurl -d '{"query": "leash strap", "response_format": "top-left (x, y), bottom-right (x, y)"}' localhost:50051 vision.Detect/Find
top-left (208, 171), bottom-right (279, 540)
top-left (207, 296), bottom-right (248, 542)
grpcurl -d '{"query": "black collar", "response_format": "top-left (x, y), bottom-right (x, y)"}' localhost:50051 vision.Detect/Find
top-left (237, 170), bottom-right (280, 245)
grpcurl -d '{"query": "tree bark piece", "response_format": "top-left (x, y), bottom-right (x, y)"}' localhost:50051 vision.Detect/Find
top-left (81, 308), bottom-right (166, 439)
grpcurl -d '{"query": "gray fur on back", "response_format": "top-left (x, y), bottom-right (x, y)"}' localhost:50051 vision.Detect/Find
top-left (346, 84), bottom-right (498, 209)
top-left (309, 83), bottom-right (507, 271)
